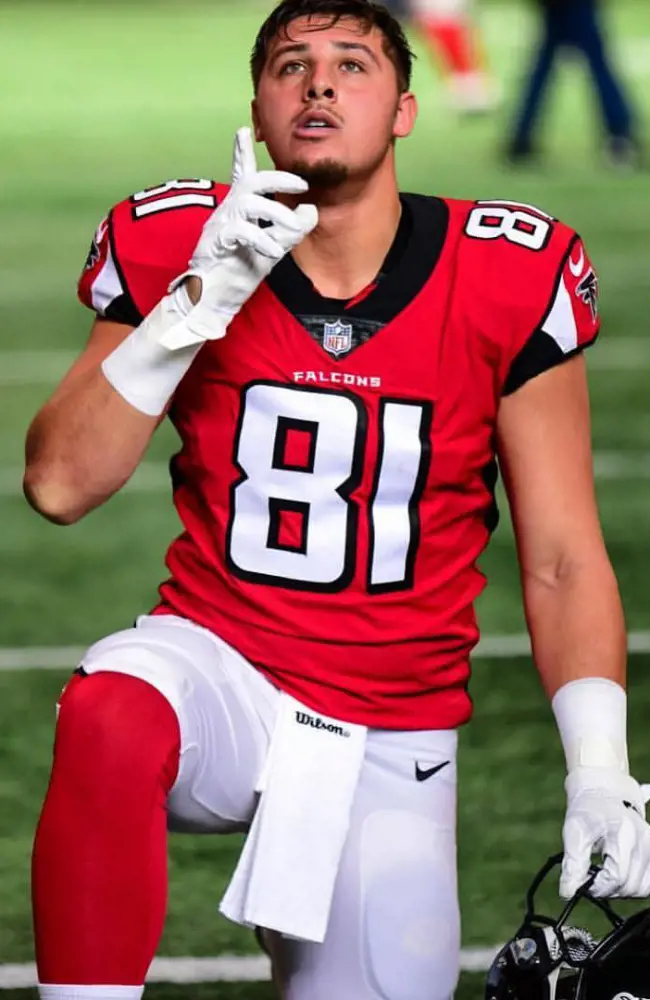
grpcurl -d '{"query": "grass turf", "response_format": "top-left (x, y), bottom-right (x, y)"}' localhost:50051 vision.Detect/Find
top-left (0, 984), bottom-right (489, 1000)
top-left (1, 0), bottom-right (650, 993)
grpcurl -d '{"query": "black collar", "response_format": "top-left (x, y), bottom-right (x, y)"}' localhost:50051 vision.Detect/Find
top-left (266, 193), bottom-right (449, 328)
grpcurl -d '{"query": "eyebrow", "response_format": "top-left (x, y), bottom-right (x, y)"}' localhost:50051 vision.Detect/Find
top-left (270, 40), bottom-right (380, 68)
top-left (334, 41), bottom-right (380, 66)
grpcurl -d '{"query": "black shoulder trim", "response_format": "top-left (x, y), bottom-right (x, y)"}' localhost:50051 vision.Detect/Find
top-left (503, 329), bottom-right (598, 395)
top-left (105, 209), bottom-right (144, 327)
top-left (503, 328), bottom-right (565, 394)
top-left (502, 233), bottom-right (582, 395)
top-left (266, 194), bottom-right (449, 328)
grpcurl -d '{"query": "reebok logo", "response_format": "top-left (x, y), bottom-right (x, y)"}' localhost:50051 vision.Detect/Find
top-left (295, 711), bottom-right (351, 738)
top-left (415, 761), bottom-right (450, 782)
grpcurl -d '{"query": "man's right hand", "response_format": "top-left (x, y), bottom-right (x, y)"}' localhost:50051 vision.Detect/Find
top-left (158, 127), bottom-right (318, 350)
top-left (100, 128), bottom-right (316, 417)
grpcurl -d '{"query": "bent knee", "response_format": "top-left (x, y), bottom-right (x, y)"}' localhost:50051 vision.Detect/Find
top-left (55, 671), bottom-right (180, 786)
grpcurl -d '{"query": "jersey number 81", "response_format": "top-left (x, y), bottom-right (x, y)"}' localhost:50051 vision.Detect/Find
top-left (226, 383), bottom-right (431, 594)
top-left (465, 202), bottom-right (553, 252)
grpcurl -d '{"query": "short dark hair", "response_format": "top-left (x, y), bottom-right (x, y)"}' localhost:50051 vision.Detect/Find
top-left (250, 0), bottom-right (415, 93)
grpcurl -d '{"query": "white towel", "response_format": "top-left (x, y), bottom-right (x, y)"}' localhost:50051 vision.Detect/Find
top-left (220, 692), bottom-right (367, 943)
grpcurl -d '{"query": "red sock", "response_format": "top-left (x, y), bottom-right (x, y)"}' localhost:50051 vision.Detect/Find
top-left (32, 672), bottom-right (181, 985)
top-left (417, 16), bottom-right (481, 76)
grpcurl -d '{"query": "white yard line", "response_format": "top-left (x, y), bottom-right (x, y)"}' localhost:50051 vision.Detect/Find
top-left (0, 338), bottom-right (649, 388)
top-left (2, 450), bottom-right (650, 500)
top-left (0, 946), bottom-right (504, 988)
top-left (0, 646), bottom-right (86, 670)
top-left (0, 461), bottom-right (170, 497)
top-left (0, 351), bottom-right (77, 386)
top-left (589, 339), bottom-right (650, 371)
top-left (593, 452), bottom-right (650, 479)
top-left (3, 632), bottom-right (650, 672)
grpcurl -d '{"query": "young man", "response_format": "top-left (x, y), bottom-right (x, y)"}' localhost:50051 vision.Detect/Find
top-left (24, 2), bottom-right (650, 999)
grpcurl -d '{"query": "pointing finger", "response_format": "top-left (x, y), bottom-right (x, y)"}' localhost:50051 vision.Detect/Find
top-left (232, 127), bottom-right (257, 183)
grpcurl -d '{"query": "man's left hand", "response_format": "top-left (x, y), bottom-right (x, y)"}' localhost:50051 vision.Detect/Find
top-left (561, 767), bottom-right (650, 898)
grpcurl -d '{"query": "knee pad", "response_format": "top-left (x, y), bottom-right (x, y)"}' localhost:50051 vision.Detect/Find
top-left (55, 671), bottom-right (180, 793)
top-left (35, 672), bottom-right (178, 986)
top-left (360, 810), bottom-right (460, 1000)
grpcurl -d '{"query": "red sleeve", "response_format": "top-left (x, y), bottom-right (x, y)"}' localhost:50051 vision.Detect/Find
top-left (77, 179), bottom-right (229, 325)
top-left (502, 232), bottom-right (600, 395)
top-left (450, 198), bottom-right (600, 396)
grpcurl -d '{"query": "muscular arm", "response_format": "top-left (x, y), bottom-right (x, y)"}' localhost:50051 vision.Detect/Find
top-left (24, 318), bottom-right (161, 525)
top-left (496, 355), bottom-right (626, 698)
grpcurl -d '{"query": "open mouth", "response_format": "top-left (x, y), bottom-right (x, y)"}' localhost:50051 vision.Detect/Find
top-left (294, 110), bottom-right (340, 137)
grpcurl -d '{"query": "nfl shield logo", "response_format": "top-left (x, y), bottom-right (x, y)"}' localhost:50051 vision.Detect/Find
top-left (323, 319), bottom-right (353, 357)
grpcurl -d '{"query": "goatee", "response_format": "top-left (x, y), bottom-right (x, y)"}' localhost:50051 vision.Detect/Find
top-left (289, 158), bottom-right (349, 190)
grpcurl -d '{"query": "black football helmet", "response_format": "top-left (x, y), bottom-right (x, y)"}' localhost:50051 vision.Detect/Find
top-left (486, 853), bottom-right (650, 1000)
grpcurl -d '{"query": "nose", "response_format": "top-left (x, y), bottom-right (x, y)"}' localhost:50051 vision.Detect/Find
top-left (306, 83), bottom-right (335, 101)
top-left (303, 63), bottom-right (336, 102)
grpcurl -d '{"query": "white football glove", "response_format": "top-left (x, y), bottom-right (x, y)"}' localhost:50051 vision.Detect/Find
top-left (560, 768), bottom-right (650, 899)
top-left (101, 127), bottom-right (317, 415)
top-left (158, 126), bottom-right (318, 350)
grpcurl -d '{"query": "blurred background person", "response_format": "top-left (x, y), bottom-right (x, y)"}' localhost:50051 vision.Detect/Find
top-left (506, 0), bottom-right (641, 167)
top-left (385, 0), bottom-right (499, 114)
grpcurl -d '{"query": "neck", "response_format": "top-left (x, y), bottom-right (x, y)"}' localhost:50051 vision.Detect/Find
top-left (289, 162), bottom-right (403, 300)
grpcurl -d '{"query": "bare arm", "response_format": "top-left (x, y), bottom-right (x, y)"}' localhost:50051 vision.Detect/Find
top-left (496, 355), bottom-right (626, 698)
top-left (24, 318), bottom-right (161, 525)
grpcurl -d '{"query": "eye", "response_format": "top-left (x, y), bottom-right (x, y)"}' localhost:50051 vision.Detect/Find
top-left (341, 60), bottom-right (364, 72)
top-left (278, 61), bottom-right (305, 76)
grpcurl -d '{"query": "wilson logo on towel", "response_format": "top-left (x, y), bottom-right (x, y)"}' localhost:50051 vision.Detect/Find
top-left (295, 711), bottom-right (351, 738)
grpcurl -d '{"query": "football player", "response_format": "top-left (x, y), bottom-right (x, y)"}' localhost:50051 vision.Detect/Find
top-left (384, 0), bottom-right (499, 113)
top-left (24, 2), bottom-right (650, 1000)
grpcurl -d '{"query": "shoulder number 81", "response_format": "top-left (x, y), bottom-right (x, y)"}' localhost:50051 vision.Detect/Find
top-left (465, 203), bottom-right (552, 251)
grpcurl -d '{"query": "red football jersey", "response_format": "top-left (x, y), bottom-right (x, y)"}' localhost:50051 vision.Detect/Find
top-left (78, 181), bottom-right (599, 730)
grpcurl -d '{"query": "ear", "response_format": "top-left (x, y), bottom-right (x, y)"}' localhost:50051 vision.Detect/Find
top-left (251, 99), bottom-right (264, 142)
top-left (392, 91), bottom-right (418, 140)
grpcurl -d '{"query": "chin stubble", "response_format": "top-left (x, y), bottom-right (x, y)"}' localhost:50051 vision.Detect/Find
top-left (289, 158), bottom-right (350, 190)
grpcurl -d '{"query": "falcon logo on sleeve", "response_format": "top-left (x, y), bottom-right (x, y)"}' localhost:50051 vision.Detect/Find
top-left (576, 268), bottom-right (599, 322)
top-left (83, 217), bottom-right (109, 271)
top-left (550, 237), bottom-right (600, 349)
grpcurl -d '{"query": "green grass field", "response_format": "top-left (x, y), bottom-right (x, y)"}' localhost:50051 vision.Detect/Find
top-left (2, 1), bottom-right (650, 996)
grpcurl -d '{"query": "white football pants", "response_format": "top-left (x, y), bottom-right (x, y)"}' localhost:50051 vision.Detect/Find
top-left (80, 614), bottom-right (460, 1000)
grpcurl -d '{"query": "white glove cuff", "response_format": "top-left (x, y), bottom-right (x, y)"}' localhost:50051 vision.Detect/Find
top-left (552, 677), bottom-right (629, 774)
top-left (101, 285), bottom-right (203, 416)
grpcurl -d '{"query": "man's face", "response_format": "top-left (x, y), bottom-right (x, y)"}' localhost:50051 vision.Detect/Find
top-left (252, 16), bottom-right (417, 189)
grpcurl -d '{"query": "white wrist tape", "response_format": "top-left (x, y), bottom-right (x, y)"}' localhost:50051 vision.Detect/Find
top-left (552, 677), bottom-right (629, 773)
top-left (101, 284), bottom-right (203, 416)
